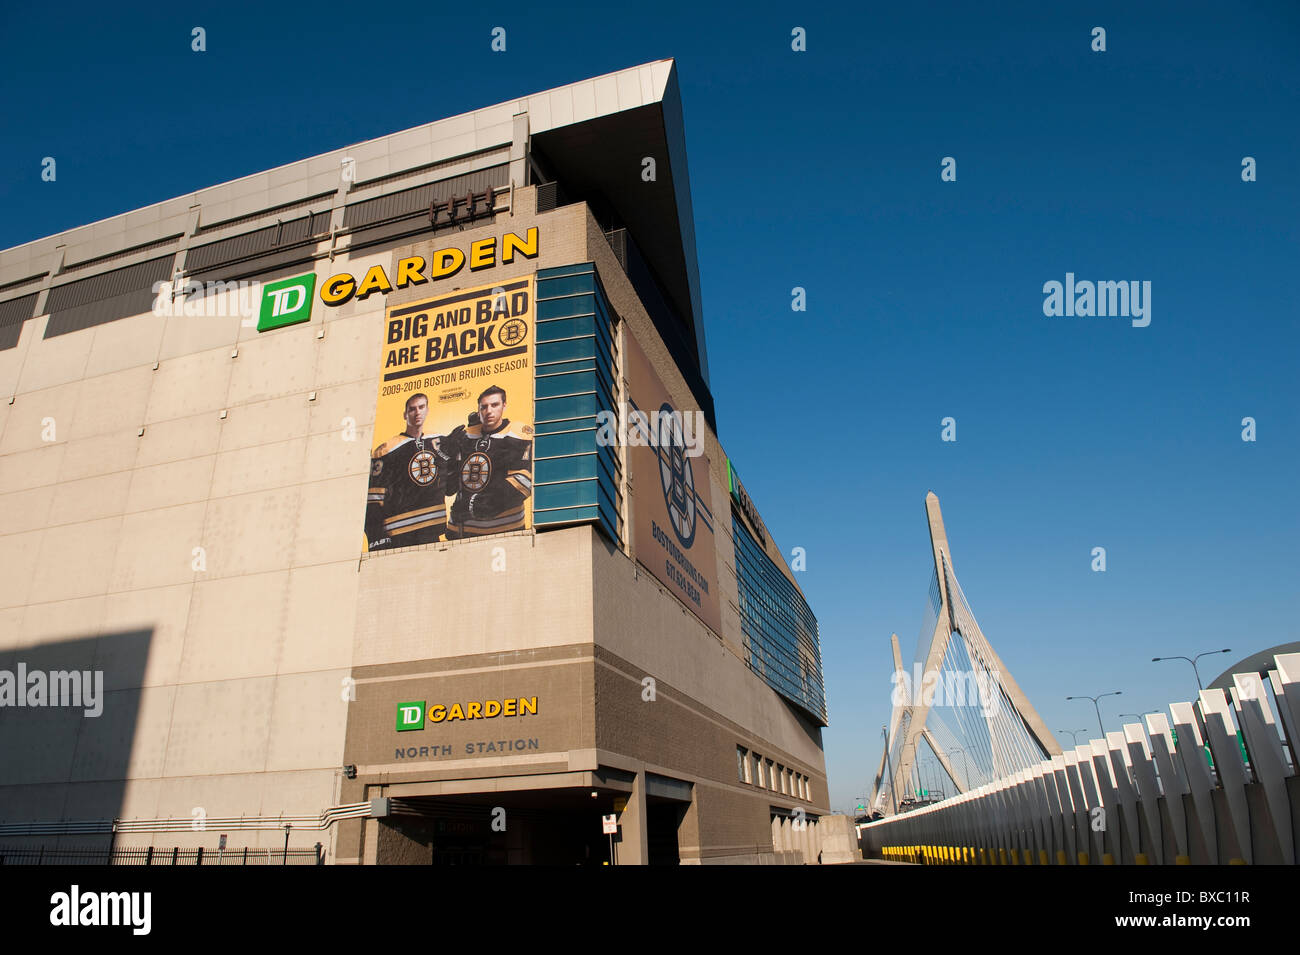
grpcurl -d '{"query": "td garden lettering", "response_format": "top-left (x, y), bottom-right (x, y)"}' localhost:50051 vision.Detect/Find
top-left (319, 227), bottom-right (538, 307)
top-left (397, 697), bottom-right (539, 731)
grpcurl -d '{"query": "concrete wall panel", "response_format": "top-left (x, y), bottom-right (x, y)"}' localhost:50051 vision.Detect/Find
top-left (99, 584), bottom-right (193, 688)
top-left (109, 503), bottom-right (206, 592)
top-left (163, 677), bottom-right (276, 777)
top-left (280, 562), bottom-right (358, 674)
top-left (179, 571), bottom-right (288, 683)
top-left (30, 516), bottom-right (121, 603)
top-left (70, 365), bottom-right (153, 440)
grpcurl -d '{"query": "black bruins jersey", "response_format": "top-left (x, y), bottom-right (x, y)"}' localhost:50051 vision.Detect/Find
top-left (366, 431), bottom-right (450, 550)
top-left (444, 420), bottom-right (533, 538)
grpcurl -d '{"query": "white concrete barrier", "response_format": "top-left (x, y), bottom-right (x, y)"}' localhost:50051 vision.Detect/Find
top-left (861, 653), bottom-right (1300, 865)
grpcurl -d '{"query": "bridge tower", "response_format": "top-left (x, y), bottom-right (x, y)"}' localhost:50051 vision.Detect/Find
top-left (871, 493), bottom-right (1061, 815)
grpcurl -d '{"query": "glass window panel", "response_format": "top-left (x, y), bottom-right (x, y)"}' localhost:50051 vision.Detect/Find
top-left (535, 357), bottom-right (597, 377)
top-left (535, 479), bottom-right (598, 509)
top-left (733, 516), bottom-right (826, 723)
top-left (535, 370), bottom-right (596, 399)
top-left (534, 503), bottom-right (601, 526)
top-left (536, 337), bottom-right (597, 364)
top-left (535, 392), bottom-right (598, 422)
top-left (597, 495), bottom-right (619, 534)
top-left (535, 429), bottom-right (596, 457)
top-left (537, 294), bottom-right (595, 320)
top-left (535, 274), bottom-right (595, 298)
top-left (533, 415), bottom-right (598, 435)
top-left (537, 263), bottom-right (594, 280)
top-left (596, 477), bottom-right (617, 512)
top-left (535, 315), bottom-right (596, 342)
top-left (535, 455), bottom-right (598, 484)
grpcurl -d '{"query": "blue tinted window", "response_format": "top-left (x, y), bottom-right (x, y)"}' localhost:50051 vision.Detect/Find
top-left (535, 455), bottom-right (599, 484)
top-left (537, 263), bottom-right (595, 280)
top-left (534, 503), bottom-right (602, 526)
top-left (534, 262), bottom-right (622, 546)
top-left (537, 337), bottom-right (598, 364)
top-left (535, 358), bottom-right (597, 377)
top-left (536, 429), bottom-right (596, 457)
top-left (534, 415), bottom-right (598, 435)
top-left (536, 315), bottom-right (596, 342)
top-left (536, 480), bottom-right (599, 508)
top-left (537, 294), bottom-right (596, 320)
top-left (535, 393), bottom-right (598, 421)
top-left (536, 274), bottom-right (595, 298)
top-left (733, 515), bottom-right (826, 723)
top-left (535, 370), bottom-right (596, 399)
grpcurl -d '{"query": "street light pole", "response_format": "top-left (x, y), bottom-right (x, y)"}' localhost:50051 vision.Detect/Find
top-left (1153, 649), bottom-right (1232, 692)
top-left (945, 746), bottom-right (971, 792)
top-left (1119, 711), bottom-right (1160, 726)
top-left (1059, 728), bottom-right (1089, 746)
top-left (1066, 691), bottom-right (1122, 738)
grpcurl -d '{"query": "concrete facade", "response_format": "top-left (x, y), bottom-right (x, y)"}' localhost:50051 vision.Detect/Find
top-left (0, 60), bottom-right (829, 864)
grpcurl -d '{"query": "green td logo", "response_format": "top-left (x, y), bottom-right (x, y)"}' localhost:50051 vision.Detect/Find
top-left (396, 701), bottom-right (425, 732)
top-left (257, 272), bottom-right (317, 332)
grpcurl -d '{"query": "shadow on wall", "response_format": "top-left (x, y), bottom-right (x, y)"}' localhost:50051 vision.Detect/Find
top-left (0, 628), bottom-right (152, 850)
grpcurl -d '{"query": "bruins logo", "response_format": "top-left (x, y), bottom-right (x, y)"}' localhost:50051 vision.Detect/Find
top-left (408, 450), bottom-right (438, 486)
top-left (498, 317), bottom-right (528, 347)
top-left (461, 452), bottom-right (491, 491)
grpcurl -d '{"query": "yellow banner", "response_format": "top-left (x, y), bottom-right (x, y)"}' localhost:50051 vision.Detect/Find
top-left (364, 277), bottom-right (535, 551)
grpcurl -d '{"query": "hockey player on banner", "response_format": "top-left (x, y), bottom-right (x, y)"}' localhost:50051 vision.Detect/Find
top-left (444, 385), bottom-right (533, 538)
top-left (366, 393), bottom-right (453, 550)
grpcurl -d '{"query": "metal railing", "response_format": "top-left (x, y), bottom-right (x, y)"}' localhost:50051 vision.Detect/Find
top-left (0, 845), bottom-right (324, 865)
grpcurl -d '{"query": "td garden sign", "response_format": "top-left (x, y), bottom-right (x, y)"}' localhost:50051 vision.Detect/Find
top-left (320, 227), bottom-right (538, 307)
top-left (397, 696), bottom-right (540, 730)
top-left (394, 697), bottom-right (543, 759)
top-left (252, 227), bottom-right (539, 332)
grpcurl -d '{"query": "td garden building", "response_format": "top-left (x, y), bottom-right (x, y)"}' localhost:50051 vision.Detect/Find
top-left (0, 61), bottom-right (831, 865)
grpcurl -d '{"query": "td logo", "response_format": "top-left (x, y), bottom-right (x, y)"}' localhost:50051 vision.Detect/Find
top-left (396, 701), bottom-right (426, 732)
top-left (257, 272), bottom-right (317, 332)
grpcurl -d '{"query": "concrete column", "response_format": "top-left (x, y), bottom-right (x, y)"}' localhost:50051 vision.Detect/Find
top-left (374, 819), bottom-right (432, 865)
top-left (771, 815), bottom-right (782, 855)
top-left (617, 768), bottom-right (650, 865)
top-left (362, 818), bottom-right (378, 866)
top-left (510, 112), bottom-right (530, 187)
top-left (797, 817), bottom-right (811, 863)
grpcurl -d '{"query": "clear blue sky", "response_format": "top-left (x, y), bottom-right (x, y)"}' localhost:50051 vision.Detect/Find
top-left (2, 1), bottom-right (1297, 815)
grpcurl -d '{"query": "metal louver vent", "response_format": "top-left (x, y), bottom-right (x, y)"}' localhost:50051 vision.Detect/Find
top-left (343, 165), bottom-right (508, 231)
top-left (44, 255), bottom-right (174, 338)
top-left (0, 293), bottom-right (39, 350)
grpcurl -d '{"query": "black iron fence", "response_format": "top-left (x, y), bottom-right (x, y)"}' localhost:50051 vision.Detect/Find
top-left (0, 845), bottom-right (324, 865)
